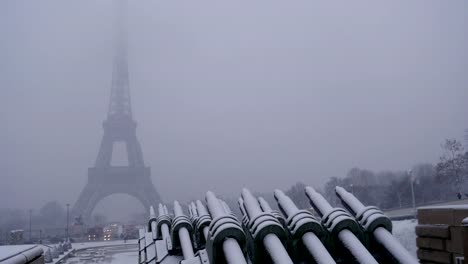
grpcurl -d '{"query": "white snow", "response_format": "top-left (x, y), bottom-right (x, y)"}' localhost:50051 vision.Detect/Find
top-left (0, 245), bottom-right (38, 260)
top-left (302, 232), bottom-right (336, 264)
top-left (391, 219), bottom-right (417, 257)
top-left (373, 227), bottom-right (418, 264)
top-left (337, 229), bottom-right (378, 264)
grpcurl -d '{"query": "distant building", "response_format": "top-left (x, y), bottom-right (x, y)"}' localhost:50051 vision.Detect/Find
top-left (86, 226), bottom-right (103, 241)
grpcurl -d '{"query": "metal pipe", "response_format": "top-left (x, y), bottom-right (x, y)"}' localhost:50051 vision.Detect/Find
top-left (196, 200), bottom-right (209, 216)
top-left (373, 227), bottom-right (418, 264)
top-left (258, 197), bottom-right (273, 212)
top-left (306, 186), bottom-right (378, 264)
top-left (206, 191), bottom-right (225, 219)
top-left (220, 199), bottom-right (232, 214)
top-left (161, 223), bottom-right (170, 241)
top-left (302, 232), bottom-right (336, 264)
top-left (304, 187), bottom-right (333, 216)
top-left (202, 226), bottom-right (209, 241)
top-left (223, 238), bottom-right (247, 264)
top-left (274, 190), bottom-right (335, 264)
top-left (150, 206), bottom-right (157, 239)
top-left (206, 191), bottom-right (247, 264)
top-left (240, 188), bottom-right (263, 218)
top-left (158, 203), bottom-right (165, 216)
top-left (178, 227), bottom-right (195, 259)
top-left (335, 187), bottom-right (418, 264)
top-left (263, 234), bottom-right (294, 264)
top-left (241, 188), bottom-right (293, 264)
top-left (274, 190), bottom-right (298, 216)
top-left (338, 230), bottom-right (378, 264)
top-left (174, 201), bottom-right (194, 260)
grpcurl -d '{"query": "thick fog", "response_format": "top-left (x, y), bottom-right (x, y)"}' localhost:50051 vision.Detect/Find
top-left (1, 0), bottom-right (467, 220)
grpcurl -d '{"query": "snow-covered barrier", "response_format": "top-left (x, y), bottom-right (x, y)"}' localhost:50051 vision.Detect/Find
top-left (138, 186), bottom-right (417, 263)
top-left (0, 245), bottom-right (44, 264)
top-left (415, 205), bottom-right (468, 263)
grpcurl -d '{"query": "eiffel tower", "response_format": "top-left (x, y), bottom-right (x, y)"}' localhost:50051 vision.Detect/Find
top-left (72, 0), bottom-right (161, 223)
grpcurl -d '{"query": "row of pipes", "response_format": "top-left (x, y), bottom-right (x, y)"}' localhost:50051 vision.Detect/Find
top-left (138, 186), bottom-right (419, 264)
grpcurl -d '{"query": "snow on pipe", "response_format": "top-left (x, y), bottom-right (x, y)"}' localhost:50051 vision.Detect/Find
top-left (196, 200), bottom-right (209, 216)
top-left (273, 190), bottom-right (336, 264)
top-left (240, 188), bottom-right (264, 218)
top-left (258, 197), bottom-right (273, 212)
top-left (338, 230), bottom-right (378, 264)
top-left (305, 186), bottom-right (379, 264)
top-left (205, 191), bottom-right (247, 264)
top-left (241, 188), bottom-right (293, 264)
top-left (157, 203), bottom-right (171, 242)
top-left (149, 206), bottom-right (157, 240)
top-left (173, 200), bottom-right (195, 259)
top-left (206, 191), bottom-right (226, 218)
top-left (220, 199), bottom-right (232, 214)
top-left (238, 197), bottom-right (249, 225)
top-left (223, 238), bottom-right (247, 264)
top-left (158, 204), bottom-right (165, 217)
top-left (335, 186), bottom-right (418, 264)
top-left (304, 186), bottom-right (334, 216)
top-left (195, 200), bottom-right (211, 240)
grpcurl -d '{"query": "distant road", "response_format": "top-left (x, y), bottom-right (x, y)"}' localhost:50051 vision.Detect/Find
top-left (385, 198), bottom-right (468, 220)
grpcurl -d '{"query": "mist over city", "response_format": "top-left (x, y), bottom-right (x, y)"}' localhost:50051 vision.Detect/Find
top-left (0, 1), bottom-right (467, 263)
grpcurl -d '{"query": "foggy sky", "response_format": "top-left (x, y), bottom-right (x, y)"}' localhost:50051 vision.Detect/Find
top-left (1, 0), bottom-right (467, 220)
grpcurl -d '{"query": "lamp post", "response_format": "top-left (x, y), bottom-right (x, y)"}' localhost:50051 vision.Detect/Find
top-left (29, 209), bottom-right (32, 243)
top-left (408, 170), bottom-right (416, 215)
top-left (66, 204), bottom-right (70, 240)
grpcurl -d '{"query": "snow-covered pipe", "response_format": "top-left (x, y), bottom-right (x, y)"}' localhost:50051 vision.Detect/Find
top-left (220, 199), bottom-right (232, 214)
top-left (156, 203), bottom-right (172, 246)
top-left (241, 189), bottom-right (264, 217)
top-left (195, 200), bottom-right (211, 241)
top-left (149, 206), bottom-right (157, 240)
top-left (238, 197), bottom-right (249, 226)
top-left (178, 227), bottom-right (194, 259)
top-left (274, 190), bottom-right (335, 264)
top-left (258, 197), bottom-right (273, 212)
top-left (304, 186), bottom-right (334, 215)
top-left (263, 234), bottom-right (294, 263)
top-left (305, 186), bottom-right (378, 264)
top-left (335, 186), bottom-right (418, 264)
top-left (196, 200), bottom-right (209, 215)
top-left (223, 238), bottom-right (247, 264)
top-left (205, 191), bottom-right (247, 264)
top-left (241, 188), bottom-right (293, 264)
top-left (172, 201), bottom-right (195, 259)
top-left (206, 192), bottom-right (226, 218)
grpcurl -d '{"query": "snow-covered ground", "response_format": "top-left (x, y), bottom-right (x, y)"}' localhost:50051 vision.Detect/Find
top-left (61, 243), bottom-right (138, 264)
top-left (392, 219), bottom-right (418, 257)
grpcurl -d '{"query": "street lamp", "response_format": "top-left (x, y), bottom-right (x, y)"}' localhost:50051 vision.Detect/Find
top-left (408, 170), bottom-right (416, 215)
top-left (29, 209), bottom-right (32, 243)
top-left (66, 204), bottom-right (70, 240)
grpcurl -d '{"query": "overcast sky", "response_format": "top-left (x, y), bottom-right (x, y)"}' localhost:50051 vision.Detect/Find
top-left (1, 0), bottom-right (467, 220)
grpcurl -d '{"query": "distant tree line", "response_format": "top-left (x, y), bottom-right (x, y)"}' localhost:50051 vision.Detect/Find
top-left (317, 137), bottom-right (468, 210)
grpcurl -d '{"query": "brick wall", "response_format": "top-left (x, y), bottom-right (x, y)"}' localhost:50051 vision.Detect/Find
top-left (416, 206), bottom-right (468, 264)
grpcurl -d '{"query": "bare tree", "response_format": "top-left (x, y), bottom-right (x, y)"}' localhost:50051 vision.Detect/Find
top-left (436, 139), bottom-right (468, 196)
